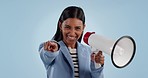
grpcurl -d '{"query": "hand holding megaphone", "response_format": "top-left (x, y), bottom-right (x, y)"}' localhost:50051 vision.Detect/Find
top-left (83, 32), bottom-right (136, 68)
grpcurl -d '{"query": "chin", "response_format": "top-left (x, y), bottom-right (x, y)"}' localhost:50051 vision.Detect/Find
top-left (68, 40), bottom-right (77, 43)
top-left (66, 40), bottom-right (77, 44)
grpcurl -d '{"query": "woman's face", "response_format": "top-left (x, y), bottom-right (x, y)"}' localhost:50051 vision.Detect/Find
top-left (60, 18), bottom-right (85, 48)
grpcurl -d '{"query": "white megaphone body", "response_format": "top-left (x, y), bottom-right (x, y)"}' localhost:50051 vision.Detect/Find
top-left (83, 32), bottom-right (136, 68)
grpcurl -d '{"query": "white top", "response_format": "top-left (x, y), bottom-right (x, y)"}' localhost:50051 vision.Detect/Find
top-left (68, 47), bottom-right (79, 78)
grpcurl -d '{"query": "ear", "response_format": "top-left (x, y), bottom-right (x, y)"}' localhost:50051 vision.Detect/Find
top-left (83, 24), bottom-right (86, 30)
top-left (58, 21), bottom-right (62, 30)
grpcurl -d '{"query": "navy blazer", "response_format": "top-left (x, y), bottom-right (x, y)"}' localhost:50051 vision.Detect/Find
top-left (39, 40), bottom-right (104, 78)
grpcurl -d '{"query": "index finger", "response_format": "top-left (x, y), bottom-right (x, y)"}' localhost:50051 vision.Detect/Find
top-left (44, 41), bottom-right (51, 50)
top-left (97, 51), bottom-right (103, 56)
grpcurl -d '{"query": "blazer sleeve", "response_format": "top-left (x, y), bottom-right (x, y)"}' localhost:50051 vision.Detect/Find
top-left (38, 43), bottom-right (59, 68)
top-left (84, 45), bottom-right (104, 78)
top-left (90, 61), bottom-right (104, 78)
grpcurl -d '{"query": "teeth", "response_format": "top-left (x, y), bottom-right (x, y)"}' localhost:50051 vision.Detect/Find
top-left (68, 36), bottom-right (75, 40)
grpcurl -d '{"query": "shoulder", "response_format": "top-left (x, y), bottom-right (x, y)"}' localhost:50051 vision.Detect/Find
top-left (78, 42), bottom-right (91, 51)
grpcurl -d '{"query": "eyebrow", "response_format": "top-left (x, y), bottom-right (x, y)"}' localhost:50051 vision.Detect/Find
top-left (65, 25), bottom-right (82, 27)
top-left (65, 25), bottom-right (70, 27)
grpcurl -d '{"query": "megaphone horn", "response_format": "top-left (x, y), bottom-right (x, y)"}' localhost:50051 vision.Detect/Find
top-left (83, 32), bottom-right (136, 68)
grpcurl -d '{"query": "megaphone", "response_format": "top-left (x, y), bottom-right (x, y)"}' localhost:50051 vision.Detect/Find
top-left (83, 32), bottom-right (136, 68)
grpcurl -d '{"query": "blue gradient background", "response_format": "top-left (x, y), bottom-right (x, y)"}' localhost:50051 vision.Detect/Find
top-left (0, 0), bottom-right (147, 78)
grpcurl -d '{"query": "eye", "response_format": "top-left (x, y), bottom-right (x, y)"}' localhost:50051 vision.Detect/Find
top-left (64, 25), bottom-right (71, 29)
top-left (75, 26), bottom-right (81, 30)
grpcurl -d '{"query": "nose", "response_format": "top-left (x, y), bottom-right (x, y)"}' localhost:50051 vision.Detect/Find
top-left (69, 29), bottom-right (76, 36)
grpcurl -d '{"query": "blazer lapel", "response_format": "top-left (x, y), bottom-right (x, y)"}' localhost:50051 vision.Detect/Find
top-left (59, 41), bottom-right (74, 71)
top-left (77, 42), bottom-right (88, 77)
top-left (59, 41), bottom-right (89, 77)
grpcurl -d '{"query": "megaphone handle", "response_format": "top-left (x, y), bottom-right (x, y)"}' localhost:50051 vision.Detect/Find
top-left (91, 47), bottom-right (102, 68)
top-left (94, 62), bottom-right (102, 68)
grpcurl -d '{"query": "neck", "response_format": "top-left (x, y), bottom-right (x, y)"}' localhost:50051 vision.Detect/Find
top-left (67, 43), bottom-right (76, 49)
top-left (63, 40), bottom-right (77, 49)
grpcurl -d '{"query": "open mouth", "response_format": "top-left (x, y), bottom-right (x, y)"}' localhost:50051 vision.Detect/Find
top-left (67, 35), bottom-right (77, 41)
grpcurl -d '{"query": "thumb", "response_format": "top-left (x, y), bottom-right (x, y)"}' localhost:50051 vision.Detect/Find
top-left (91, 53), bottom-right (96, 61)
top-left (48, 42), bottom-right (59, 52)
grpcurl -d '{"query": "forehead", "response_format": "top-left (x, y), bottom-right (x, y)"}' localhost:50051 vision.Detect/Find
top-left (63, 18), bottom-right (83, 26)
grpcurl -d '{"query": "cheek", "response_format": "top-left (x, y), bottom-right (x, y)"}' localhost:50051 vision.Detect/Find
top-left (61, 30), bottom-right (68, 38)
top-left (77, 31), bottom-right (83, 37)
top-left (62, 29), bottom-right (68, 34)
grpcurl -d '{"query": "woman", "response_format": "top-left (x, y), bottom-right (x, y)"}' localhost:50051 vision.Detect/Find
top-left (39, 6), bottom-right (104, 78)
